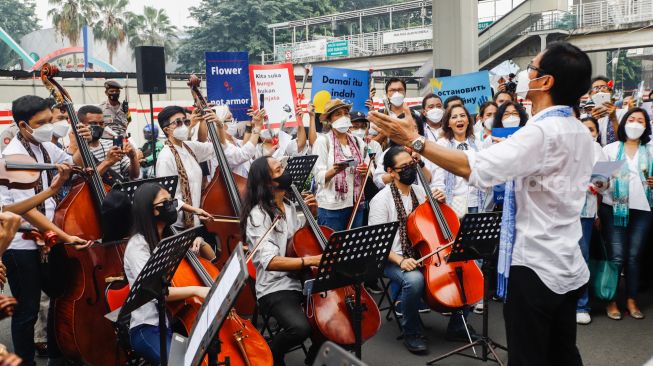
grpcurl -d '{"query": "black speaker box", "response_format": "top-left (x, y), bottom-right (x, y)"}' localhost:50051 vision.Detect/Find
top-left (135, 46), bottom-right (167, 94)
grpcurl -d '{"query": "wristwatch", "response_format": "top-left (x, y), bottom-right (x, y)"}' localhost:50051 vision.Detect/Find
top-left (251, 127), bottom-right (261, 135)
top-left (410, 136), bottom-right (426, 153)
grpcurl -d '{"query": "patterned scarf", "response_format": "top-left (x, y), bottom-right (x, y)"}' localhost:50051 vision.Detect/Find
top-left (389, 182), bottom-right (420, 260)
top-left (17, 132), bottom-right (53, 214)
top-left (165, 140), bottom-right (199, 228)
top-left (612, 141), bottom-right (653, 227)
top-left (331, 132), bottom-right (363, 203)
top-left (444, 138), bottom-right (485, 212)
top-left (496, 181), bottom-right (516, 301)
top-left (605, 119), bottom-right (617, 145)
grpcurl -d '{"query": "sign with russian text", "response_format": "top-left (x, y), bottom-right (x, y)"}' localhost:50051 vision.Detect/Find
top-left (326, 40), bottom-right (349, 57)
top-left (311, 66), bottom-right (369, 114)
top-left (249, 63), bottom-right (298, 127)
top-left (205, 51), bottom-right (250, 122)
top-left (382, 27), bottom-right (432, 44)
top-left (431, 70), bottom-right (492, 114)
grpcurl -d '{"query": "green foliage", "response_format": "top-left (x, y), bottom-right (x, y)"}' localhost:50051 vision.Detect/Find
top-left (609, 50), bottom-right (642, 91)
top-left (92, 0), bottom-right (129, 64)
top-left (48, 0), bottom-right (97, 46)
top-left (176, 0), bottom-right (408, 72)
top-left (126, 6), bottom-right (179, 61)
top-left (0, 0), bottom-right (39, 69)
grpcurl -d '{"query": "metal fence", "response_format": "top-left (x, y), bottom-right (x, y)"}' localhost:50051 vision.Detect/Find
top-left (572, 0), bottom-right (653, 30)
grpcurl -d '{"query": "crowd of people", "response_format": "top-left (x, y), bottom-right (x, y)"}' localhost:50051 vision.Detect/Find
top-left (0, 41), bottom-right (651, 366)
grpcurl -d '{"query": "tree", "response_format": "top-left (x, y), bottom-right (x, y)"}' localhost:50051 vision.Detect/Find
top-left (0, 0), bottom-right (39, 69)
top-left (92, 0), bottom-right (129, 64)
top-left (127, 6), bottom-right (178, 61)
top-left (609, 50), bottom-right (642, 91)
top-left (48, 0), bottom-right (98, 46)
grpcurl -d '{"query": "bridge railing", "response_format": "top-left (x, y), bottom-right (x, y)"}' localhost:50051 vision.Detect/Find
top-left (572, 0), bottom-right (653, 30)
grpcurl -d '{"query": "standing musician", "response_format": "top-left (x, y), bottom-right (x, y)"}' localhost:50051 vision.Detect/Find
top-left (369, 146), bottom-right (475, 354)
top-left (369, 41), bottom-right (593, 366)
top-left (124, 183), bottom-right (211, 365)
top-left (241, 156), bottom-right (321, 366)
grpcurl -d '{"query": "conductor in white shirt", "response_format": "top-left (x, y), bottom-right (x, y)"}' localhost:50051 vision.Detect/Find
top-left (369, 41), bottom-right (594, 366)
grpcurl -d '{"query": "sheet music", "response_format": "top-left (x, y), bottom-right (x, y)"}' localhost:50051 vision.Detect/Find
top-left (592, 160), bottom-right (625, 179)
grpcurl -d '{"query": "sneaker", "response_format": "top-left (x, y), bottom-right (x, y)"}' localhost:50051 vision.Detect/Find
top-left (576, 312), bottom-right (591, 325)
top-left (365, 281), bottom-right (383, 294)
top-left (418, 301), bottom-right (431, 313)
top-left (445, 325), bottom-right (480, 343)
top-left (394, 301), bottom-right (404, 318)
top-left (473, 303), bottom-right (484, 314)
top-left (403, 334), bottom-right (428, 354)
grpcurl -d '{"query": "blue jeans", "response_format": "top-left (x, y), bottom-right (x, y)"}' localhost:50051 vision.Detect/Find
top-left (599, 204), bottom-right (652, 299)
top-left (129, 324), bottom-right (172, 366)
top-left (384, 263), bottom-right (425, 336)
top-left (577, 217), bottom-right (594, 312)
top-left (317, 203), bottom-right (365, 232)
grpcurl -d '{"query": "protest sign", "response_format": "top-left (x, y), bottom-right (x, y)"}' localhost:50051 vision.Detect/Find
top-left (249, 64), bottom-right (298, 127)
top-left (492, 127), bottom-right (520, 138)
top-left (311, 66), bottom-right (369, 114)
top-left (205, 52), bottom-right (250, 122)
top-left (431, 70), bottom-right (492, 114)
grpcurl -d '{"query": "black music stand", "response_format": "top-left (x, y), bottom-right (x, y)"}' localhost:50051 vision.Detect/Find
top-left (312, 222), bottom-right (399, 360)
top-left (286, 155), bottom-right (318, 185)
top-left (117, 226), bottom-right (203, 366)
top-left (113, 175), bottom-right (178, 203)
top-left (427, 212), bottom-right (506, 366)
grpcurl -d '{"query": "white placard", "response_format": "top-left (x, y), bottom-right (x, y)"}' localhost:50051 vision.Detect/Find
top-left (292, 39), bottom-right (327, 59)
top-left (382, 27), bottom-right (432, 44)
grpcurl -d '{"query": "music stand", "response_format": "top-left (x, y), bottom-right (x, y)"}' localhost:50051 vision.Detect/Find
top-left (427, 212), bottom-right (506, 366)
top-left (312, 222), bottom-right (399, 360)
top-left (117, 226), bottom-right (203, 366)
top-left (167, 244), bottom-right (248, 366)
top-left (113, 175), bottom-right (178, 203)
top-left (286, 155), bottom-right (318, 185)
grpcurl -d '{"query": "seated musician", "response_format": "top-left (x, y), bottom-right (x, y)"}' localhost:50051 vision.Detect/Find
top-left (124, 182), bottom-right (212, 365)
top-left (241, 156), bottom-right (321, 366)
top-left (368, 146), bottom-right (477, 354)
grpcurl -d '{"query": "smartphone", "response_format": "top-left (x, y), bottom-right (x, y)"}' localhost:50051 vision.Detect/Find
top-left (338, 158), bottom-right (356, 167)
top-left (259, 93), bottom-right (265, 109)
top-left (592, 92), bottom-right (611, 106)
top-left (113, 135), bottom-right (123, 149)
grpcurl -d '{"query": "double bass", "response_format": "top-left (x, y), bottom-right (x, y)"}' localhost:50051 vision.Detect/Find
top-left (287, 184), bottom-right (381, 346)
top-left (406, 161), bottom-right (484, 311)
top-left (188, 75), bottom-right (256, 315)
top-left (41, 63), bottom-right (127, 366)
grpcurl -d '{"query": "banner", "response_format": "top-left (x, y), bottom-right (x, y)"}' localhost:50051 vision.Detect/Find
top-left (311, 66), bottom-right (369, 114)
top-left (382, 27), bottom-right (432, 44)
top-left (205, 52), bottom-right (250, 122)
top-left (249, 63), bottom-right (298, 127)
top-left (431, 70), bottom-right (492, 114)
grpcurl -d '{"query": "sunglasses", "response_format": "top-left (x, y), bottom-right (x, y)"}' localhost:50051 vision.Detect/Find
top-left (154, 198), bottom-right (178, 210)
top-left (393, 161), bottom-right (417, 172)
top-left (170, 118), bottom-right (191, 127)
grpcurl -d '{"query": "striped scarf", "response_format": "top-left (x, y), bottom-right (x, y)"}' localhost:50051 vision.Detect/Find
top-left (331, 132), bottom-right (363, 203)
top-left (165, 140), bottom-right (199, 228)
top-left (17, 133), bottom-right (54, 214)
top-left (389, 182), bottom-right (420, 260)
top-left (612, 142), bottom-right (653, 226)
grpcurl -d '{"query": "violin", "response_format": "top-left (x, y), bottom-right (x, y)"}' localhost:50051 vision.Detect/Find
top-left (406, 162), bottom-right (484, 312)
top-left (41, 63), bottom-right (127, 366)
top-left (0, 154), bottom-right (83, 190)
top-left (168, 227), bottom-right (273, 366)
top-left (287, 184), bottom-right (381, 346)
top-left (188, 75), bottom-right (257, 315)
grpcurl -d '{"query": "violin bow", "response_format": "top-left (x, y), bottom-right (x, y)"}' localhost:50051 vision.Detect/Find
top-left (245, 215), bottom-right (282, 263)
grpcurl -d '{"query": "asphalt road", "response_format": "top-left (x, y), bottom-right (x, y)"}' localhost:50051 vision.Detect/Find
top-left (1, 289), bottom-right (652, 366)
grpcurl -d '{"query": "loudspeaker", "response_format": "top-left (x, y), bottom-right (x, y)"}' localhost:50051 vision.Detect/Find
top-left (135, 46), bottom-right (167, 94)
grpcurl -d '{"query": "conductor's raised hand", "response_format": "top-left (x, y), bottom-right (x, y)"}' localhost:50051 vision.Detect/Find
top-left (368, 111), bottom-right (419, 147)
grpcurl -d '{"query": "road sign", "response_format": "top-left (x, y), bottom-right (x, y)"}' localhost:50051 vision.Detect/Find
top-left (478, 21), bottom-right (493, 31)
top-left (327, 40), bottom-right (349, 57)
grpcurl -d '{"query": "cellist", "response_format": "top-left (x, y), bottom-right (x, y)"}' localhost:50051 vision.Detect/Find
top-left (240, 156), bottom-right (321, 366)
top-left (368, 146), bottom-right (477, 354)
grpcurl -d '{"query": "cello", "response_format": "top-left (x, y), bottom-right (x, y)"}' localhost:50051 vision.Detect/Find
top-left (188, 75), bottom-right (256, 315)
top-left (41, 63), bottom-right (127, 366)
top-left (406, 160), bottom-right (484, 312)
top-left (287, 184), bottom-right (381, 346)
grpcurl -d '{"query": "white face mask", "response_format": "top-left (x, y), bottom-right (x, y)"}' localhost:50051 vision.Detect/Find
top-left (332, 116), bottom-right (352, 133)
top-left (351, 129), bottom-right (367, 140)
top-left (502, 115), bottom-right (521, 128)
top-left (483, 117), bottom-right (494, 130)
top-left (27, 123), bottom-right (54, 143)
top-left (625, 122), bottom-right (646, 140)
top-left (368, 125), bottom-right (379, 136)
top-left (426, 108), bottom-right (444, 123)
top-left (579, 113), bottom-right (589, 120)
top-left (52, 120), bottom-right (69, 138)
top-left (226, 122), bottom-right (238, 136)
top-left (389, 92), bottom-right (405, 107)
top-left (172, 125), bottom-right (189, 141)
top-left (515, 70), bottom-right (546, 99)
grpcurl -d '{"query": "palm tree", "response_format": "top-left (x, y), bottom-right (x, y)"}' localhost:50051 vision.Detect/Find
top-left (48, 0), bottom-right (98, 46)
top-left (92, 0), bottom-right (129, 64)
top-left (127, 6), bottom-right (179, 61)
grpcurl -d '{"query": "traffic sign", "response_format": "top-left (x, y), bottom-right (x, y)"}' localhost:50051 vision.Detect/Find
top-left (327, 40), bottom-right (349, 57)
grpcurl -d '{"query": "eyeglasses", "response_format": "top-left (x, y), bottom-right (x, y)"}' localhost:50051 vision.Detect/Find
top-left (170, 118), bottom-right (191, 127)
top-left (393, 161), bottom-right (416, 172)
top-left (591, 85), bottom-right (610, 92)
top-left (154, 198), bottom-right (178, 210)
top-left (527, 63), bottom-right (548, 76)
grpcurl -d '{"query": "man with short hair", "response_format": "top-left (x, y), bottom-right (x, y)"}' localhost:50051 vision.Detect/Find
top-left (589, 75), bottom-right (625, 146)
top-left (493, 91), bottom-right (515, 107)
top-left (99, 80), bottom-right (131, 136)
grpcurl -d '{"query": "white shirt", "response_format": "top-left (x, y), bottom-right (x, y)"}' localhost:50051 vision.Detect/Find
top-left (223, 140), bottom-right (257, 178)
top-left (465, 106), bottom-right (593, 294)
top-left (248, 202), bottom-right (305, 299)
top-left (432, 138), bottom-right (481, 208)
top-left (601, 141), bottom-right (652, 211)
top-left (581, 142), bottom-right (607, 218)
top-left (123, 234), bottom-right (162, 329)
top-left (368, 184), bottom-right (426, 255)
top-left (312, 133), bottom-right (367, 210)
top-left (0, 137), bottom-right (72, 250)
top-left (156, 141), bottom-right (214, 226)
top-left (423, 124), bottom-right (442, 143)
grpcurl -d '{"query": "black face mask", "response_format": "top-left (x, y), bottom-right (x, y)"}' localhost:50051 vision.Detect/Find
top-left (273, 171), bottom-right (293, 190)
top-left (90, 125), bottom-right (104, 141)
top-left (108, 93), bottom-right (120, 102)
top-left (397, 165), bottom-right (417, 185)
top-left (156, 199), bottom-right (178, 226)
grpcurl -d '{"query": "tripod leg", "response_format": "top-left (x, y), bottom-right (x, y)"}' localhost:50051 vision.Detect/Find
top-left (458, 311), bottom-right (477, 357)
top-left (486, 341), bottom-right (505, 366)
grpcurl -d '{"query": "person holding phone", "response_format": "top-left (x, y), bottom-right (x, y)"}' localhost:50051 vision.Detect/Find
top-left (312, 99), bottom-right (369, 231)
top-left (589, 76), bottom-right (627, 146)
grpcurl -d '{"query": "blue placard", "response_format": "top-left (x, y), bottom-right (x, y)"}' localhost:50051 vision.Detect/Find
top-left (205, 52), bottom-right (250, 122)
top-left (491, 127), bottom-right (521, 138)
top-left (311, 66), bottom-right (369, 114)
top-left (432, 70), bottom-right (492, 114)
